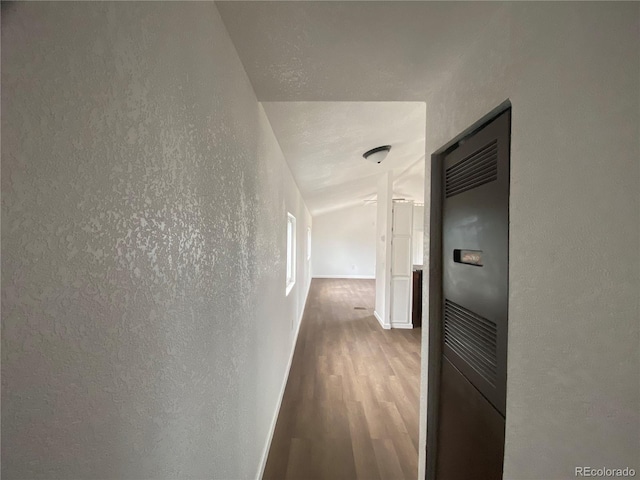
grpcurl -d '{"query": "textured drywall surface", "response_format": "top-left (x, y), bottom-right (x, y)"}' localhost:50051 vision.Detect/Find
top-left (374, 172), bottom-right (393, 326)
top-left (311, 204), bottom-right (376, 278)
top-left (1, 2), bottom-right (311, 479)
top-left (217, 1), bottom-right (503, 102)
top-left (420, 3), bottom-right (640, 479)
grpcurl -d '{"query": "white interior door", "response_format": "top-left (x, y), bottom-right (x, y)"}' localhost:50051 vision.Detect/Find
top-left (390, 201), bottom-right (414, 328)
top-left (413, 204), bottom-right (425, 266)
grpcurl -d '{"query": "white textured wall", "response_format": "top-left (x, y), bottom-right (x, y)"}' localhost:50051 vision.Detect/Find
top-left (375, 172), bottom-right (393, 327)
top-left (311, 204), bottom-right (376, 279)
top-left (1, 2), bottom-right (311, 479)
top-left (419, 3), bottom-right (640, 479)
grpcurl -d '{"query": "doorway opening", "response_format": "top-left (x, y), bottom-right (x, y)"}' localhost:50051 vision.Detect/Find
top-left (261, 101), bottom-right (427, 479)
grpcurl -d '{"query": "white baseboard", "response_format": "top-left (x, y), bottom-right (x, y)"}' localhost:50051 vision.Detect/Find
top-left (256, 278), bottom-right (311, 480)
top-left (391, 322), bottom-right (414, 329)
top-left (374, 310), bottom-right (391, 330)
top-left (312, 274), bottom-right (375, 280)
top-left (298, 278), bottom-right (312, 327)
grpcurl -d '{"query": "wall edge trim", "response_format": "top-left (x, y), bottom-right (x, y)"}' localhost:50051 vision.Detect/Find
top-left (374, 310), bottom-right (391, 330)
top-left (391, 322), bottom-right (414, 329)
top-left (312, 275), bottom-right (375, 279)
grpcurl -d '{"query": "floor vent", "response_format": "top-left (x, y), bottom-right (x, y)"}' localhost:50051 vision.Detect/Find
top-left (354, 307), bottom-right (367, 310)
top-left (445, 139), bottom-right (498, 198)
top-left (443, 299), bottom-right (497, 386)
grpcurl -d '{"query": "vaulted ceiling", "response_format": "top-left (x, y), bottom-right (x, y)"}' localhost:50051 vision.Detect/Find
top-left (217, 1), bottom-right (503, 215)
top-left (263, 102), bottom-right (425, 215)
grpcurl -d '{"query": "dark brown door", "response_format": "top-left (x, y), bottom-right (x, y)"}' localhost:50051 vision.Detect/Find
top-left (435, 109), bottom-right (510, 479)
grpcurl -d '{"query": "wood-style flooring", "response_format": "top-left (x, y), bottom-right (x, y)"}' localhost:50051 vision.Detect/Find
top-left (263, 278), bottom-right (422, 480)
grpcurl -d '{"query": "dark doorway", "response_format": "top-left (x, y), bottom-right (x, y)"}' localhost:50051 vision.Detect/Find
top-left (426, 106), bottom-right (511, 480)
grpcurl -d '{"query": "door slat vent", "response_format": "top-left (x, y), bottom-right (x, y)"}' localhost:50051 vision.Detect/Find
top-left (444, 299), bottom-right (497, 386)
top-left (445, 140), bottom-right (498, 198)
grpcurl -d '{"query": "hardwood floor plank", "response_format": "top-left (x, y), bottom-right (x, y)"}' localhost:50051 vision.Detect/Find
top-left (372, 438), bottom-right (406, 480)
top-left (284, 438), bottom-right (314, 480)
top-left (380, 400), bottom-right (410, 435)
top-left (345, 400), bottom-right (382, 480)
top-left (264, 278), bottom-right (421, 480)
top-left (391, 432), bottom-right (420, 480)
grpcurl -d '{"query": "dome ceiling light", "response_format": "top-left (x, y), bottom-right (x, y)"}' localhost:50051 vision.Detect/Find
top-left (363, 145), bottom-right (391, 164)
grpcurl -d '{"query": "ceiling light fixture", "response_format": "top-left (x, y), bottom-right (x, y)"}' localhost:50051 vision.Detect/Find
top-left (363, 145), bottom-right (391, 164)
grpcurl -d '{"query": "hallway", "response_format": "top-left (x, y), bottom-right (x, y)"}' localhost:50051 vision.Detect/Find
top-left (3, 3), bottom-right (638, 478)
top-left (264, 279), bottom-right (421, 480)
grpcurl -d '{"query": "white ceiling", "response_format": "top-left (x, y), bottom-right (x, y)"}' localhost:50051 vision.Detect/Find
top-left (217, 1), bottom-right (502, 215)
top-left (262, 102), bottom-right (425, 215)
top-left (217, 1), bottom-right (503, 101)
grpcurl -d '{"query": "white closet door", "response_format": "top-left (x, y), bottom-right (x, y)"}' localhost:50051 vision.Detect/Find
top-left (390, 201), bottom-right (414, 328)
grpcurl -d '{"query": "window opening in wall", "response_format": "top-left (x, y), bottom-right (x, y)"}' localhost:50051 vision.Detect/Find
top-left (286, 213), bottom-right (296, 295)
